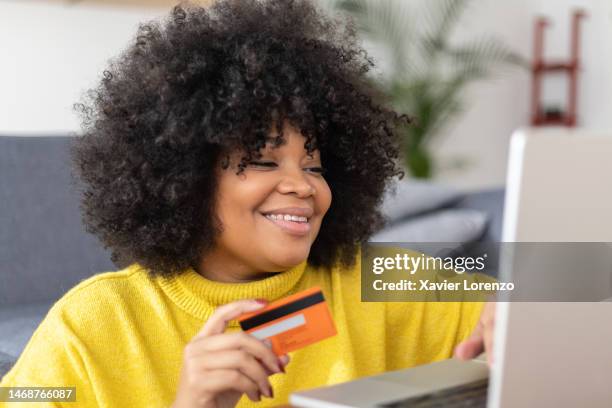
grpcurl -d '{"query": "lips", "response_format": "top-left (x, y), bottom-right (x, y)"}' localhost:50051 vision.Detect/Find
top-left (259, 206), bottom-right (314, 237)
top-left (260, 213), bottom-right (312, 236)
top-left (260, 207), bottom-right (314, 219)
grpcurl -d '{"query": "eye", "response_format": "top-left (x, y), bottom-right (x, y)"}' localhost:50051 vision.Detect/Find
top-left (248, 161), bottom-right (277, 168)
top-left (248, 161), bottom-right (326, 175)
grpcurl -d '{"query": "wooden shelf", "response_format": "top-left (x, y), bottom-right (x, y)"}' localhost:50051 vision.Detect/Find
top-left (530, 10), bottom-right (586, 128)
top-left (533, 61), bottom-right (577, 72)
top-left (532, 117), bottom-right (575, 126)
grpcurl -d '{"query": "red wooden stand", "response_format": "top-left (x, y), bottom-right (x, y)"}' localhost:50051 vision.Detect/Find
top-left (530, 10), bottom-right (586, 127)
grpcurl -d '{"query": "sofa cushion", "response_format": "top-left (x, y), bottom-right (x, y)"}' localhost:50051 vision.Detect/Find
top-left (369, 208), bottom-right (489, 244)
top-left (380, 180), bottom-right (463, 223)
top-left (453, 188), bottom-right (505, 242)
top-left (0, 136), bottom-right (115, 306)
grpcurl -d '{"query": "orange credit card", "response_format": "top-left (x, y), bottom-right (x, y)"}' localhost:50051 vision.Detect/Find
top-left (238, 287), bottom-right (337, 356)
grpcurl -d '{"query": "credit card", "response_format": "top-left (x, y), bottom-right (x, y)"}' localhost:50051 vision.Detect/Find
top-left (238, 286), bottom-right (336, 356)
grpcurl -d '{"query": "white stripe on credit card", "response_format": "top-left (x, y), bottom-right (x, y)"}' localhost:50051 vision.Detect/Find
top-left (249, 313), bottom-right (306, 340)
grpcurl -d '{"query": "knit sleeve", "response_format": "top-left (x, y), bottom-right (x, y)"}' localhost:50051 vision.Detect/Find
top-left (383, 300), bottom-right (484, 369)
top-left (0, 304), bottom-right (96, 407)
top-left (377, 246), bottom-right (490, 370)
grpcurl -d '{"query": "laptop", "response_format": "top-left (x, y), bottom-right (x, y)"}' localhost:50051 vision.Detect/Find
top-left (290, 128), bottom-right (612, 408)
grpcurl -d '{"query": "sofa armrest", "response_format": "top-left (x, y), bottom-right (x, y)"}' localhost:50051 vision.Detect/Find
top-left (0, 350), bottom-right (16, 378)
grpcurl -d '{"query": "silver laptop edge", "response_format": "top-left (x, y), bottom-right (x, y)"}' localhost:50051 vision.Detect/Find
top-left (291, 128), bottom-right (612, 408)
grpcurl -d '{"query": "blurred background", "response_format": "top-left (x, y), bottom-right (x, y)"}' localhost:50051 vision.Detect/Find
top-left (0, 0), bottom-right (612, 190)
top-left (2, 0), bottom-right (611, 190)
top-left (2, 0), bottom-right (612, 377)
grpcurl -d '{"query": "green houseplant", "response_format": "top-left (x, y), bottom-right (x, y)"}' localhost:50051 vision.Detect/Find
top-left (329, 0), bottom-right (526, 178)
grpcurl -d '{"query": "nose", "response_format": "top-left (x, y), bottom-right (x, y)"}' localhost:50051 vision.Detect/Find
top-left (277, 165), bottom-right (316, 197)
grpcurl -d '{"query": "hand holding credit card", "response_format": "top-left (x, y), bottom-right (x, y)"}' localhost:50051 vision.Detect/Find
top-left (238, 287), bottom-right (337, 356)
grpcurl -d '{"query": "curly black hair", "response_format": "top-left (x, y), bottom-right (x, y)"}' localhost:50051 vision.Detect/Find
top-left (71, 0), bottom-right (408, 278)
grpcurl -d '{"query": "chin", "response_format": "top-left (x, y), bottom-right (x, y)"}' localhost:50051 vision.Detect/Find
top-left (267, 249), bottom-right (310, 270)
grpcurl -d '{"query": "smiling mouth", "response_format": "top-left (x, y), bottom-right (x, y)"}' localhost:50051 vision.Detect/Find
top-left (260, 213), bottom-right (311, 236)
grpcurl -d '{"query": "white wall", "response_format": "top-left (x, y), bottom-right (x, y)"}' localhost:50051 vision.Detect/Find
top-left (432, 0), bottom-right (612, 189)
top-left (0, 1), bottom-right (167, 134)
top-left (425, 0), bottom-right (533, 190)
top-left (1, 0), bottom-right (610, 190)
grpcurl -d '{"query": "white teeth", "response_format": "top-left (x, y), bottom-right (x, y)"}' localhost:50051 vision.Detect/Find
top-left (264, 213), bottom-right (308, 223)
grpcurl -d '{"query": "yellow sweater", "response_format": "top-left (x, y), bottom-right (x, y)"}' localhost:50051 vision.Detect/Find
top-left (0, 249), bottom-right (484, 407)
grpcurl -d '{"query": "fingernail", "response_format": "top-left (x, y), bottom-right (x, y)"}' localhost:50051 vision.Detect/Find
top-left (279, 354), bottom-right (290, 366)
top-left (263, 339), bottom-right (272, 349)
top-left (254, 298), bottom-right (268, 304)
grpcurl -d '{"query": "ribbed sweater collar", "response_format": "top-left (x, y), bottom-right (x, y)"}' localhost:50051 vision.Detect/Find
top-left (155, 261), bottom-right (308, 325)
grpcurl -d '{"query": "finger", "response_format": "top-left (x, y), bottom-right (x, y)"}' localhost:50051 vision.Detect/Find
top-left (482, 305), bottom-right (496, 367)
top-left (191, 332), bottom-right (282, 374)
top-left (247, 390), bottom-right (262, 403)
top-left (201, 350), bottom-right (273, 398)
top-left (454, 321), bottom-right (484, 360)
top-left (279, 354), bottom-right (291, 367)
top-left (196, 299), bottom-right (267, 338)
top-left (483, 323), bottom-right (494, 367)
top-left (201, 369), bottom-right (261, 402)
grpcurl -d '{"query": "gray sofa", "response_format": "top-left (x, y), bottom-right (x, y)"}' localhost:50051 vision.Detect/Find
top-left (0, 135), bottom-right (504, 377)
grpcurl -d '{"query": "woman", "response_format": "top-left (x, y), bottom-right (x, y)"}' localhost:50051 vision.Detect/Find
top-left (0, 1), bottom-right (493, 407)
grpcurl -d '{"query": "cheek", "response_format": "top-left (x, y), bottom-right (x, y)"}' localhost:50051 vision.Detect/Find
top-left (218, 175), bottom-right (275, 222)
top-left (316, 180), bottom-right (333, 215)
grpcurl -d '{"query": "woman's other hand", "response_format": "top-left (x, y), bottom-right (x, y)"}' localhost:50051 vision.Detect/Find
top-left (171, 299), bottom-right (290, 408)
top-left (454, 301), bottom-right (496, 367)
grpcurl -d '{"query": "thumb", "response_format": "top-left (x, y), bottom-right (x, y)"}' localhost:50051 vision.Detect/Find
top-left (195, 299), bottom-right (267, 339)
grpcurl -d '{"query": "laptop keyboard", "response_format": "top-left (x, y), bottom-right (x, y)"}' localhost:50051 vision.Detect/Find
top-left (378, 378), bottom-right (488, 408)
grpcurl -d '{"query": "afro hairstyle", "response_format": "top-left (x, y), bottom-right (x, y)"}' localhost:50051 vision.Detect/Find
top-left (72, 0), bottom-right (408, 278)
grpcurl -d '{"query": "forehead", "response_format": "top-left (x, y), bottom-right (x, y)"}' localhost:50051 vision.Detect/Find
top-left (222, 121), bottom-right (322, 164)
